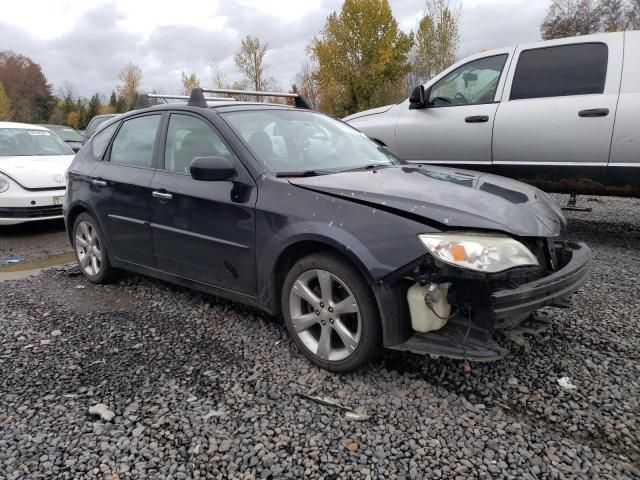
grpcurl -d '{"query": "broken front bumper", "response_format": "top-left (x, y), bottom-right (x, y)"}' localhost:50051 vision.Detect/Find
top-left (491, 241), bottom-right (591, 321)
top-left (387, 241), bottom-right (591, 361)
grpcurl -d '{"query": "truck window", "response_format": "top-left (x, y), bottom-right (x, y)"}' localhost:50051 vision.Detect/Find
top-left (428, 54), bottom-right (508, 107)
top-left (510, 43), bottom-right (608, 100)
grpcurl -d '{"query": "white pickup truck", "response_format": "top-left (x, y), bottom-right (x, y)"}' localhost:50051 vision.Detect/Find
top-left (345, 31), bottom-right (640, 197)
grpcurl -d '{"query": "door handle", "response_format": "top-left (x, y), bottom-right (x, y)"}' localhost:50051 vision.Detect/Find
top-left (465, 115), bottom-right (489, 123)
top-left (152, 191), bottom-right (173, 200)
top-left (578, 108), bottom-right (609, 117)
top-left (91, 179), bottom-right (107, 187)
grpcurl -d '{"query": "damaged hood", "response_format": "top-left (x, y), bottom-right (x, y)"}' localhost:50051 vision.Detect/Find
top-left (289, 165), bottom-right (566, 238)
top-left (0, 155), bottom-right (74, 189)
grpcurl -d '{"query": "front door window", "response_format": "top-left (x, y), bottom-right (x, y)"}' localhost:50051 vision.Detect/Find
top-left (164, 114), bottom-right (235, 174)
top-left (428, 55), bottom-right (508, 107)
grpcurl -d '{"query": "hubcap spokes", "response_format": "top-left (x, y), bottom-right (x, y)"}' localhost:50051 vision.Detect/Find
top-left (289, 269), bottom-right (361, 362)
top-left (75, 221), bottom-right (102, 276)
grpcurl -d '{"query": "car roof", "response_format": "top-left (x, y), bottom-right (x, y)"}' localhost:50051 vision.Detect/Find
top-left (0, 122), bottom-right (50, 130)
top-left (122, 101), bottom-right (305, 118)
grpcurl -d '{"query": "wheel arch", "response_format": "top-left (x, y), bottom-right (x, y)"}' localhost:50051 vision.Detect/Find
top-left (65, 201), bottom-right (92, 242)
top-left (267, 237), bottom-right (413, 352)
top-left (264, 236), bottom-right (374, 317)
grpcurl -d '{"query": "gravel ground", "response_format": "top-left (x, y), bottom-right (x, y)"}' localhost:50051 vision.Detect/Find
top-left (0, 219), bottom-right (71, 264)
top-left (0, 194), bottom-right (638, 480)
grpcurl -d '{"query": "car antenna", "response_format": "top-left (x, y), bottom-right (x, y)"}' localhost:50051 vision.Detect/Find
top-left (201, 88), bottom-right (313, 110)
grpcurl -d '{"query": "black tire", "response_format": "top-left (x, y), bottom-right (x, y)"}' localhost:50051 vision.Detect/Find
top-left (281, 251), bottom-right (382, 372)
top-left (72, 212), bottom-right (119, 284)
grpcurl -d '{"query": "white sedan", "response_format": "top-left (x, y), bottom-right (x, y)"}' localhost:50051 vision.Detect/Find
top-left (0, 122), bottom-right (75, 225)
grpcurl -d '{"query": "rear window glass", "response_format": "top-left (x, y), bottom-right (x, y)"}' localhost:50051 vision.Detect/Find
top-left (510, 43), bottom-right (608, 100)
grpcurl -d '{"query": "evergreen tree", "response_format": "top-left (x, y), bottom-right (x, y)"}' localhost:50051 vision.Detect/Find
top-left (109, 91), bottom-right (117, 109)
top-left (87, 93), bottom-right (101, 122)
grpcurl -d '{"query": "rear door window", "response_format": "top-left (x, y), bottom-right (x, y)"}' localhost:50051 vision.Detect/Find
top-left (109, 115), bottom-right (161, 168)
top-left (510, 43), bottom-right (608, 100)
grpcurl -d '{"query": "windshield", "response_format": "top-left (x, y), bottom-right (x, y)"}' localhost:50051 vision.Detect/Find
top-left (46, 126), bottom-right (83, 142)
top-left (0, 128), bottom-right (74, 156)
top-left (221, 109), bottom-right (400, 174)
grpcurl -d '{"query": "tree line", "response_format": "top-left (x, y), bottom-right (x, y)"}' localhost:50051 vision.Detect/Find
top-left (1, 0), bottom-right (639, 128)
top-left (0, 55), bottom-right (145, 129)
top-left (541, 0), bottom-right (640, 39)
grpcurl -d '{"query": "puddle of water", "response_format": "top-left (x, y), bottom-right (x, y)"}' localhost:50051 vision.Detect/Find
top-left (0, 251), bottom-right (76, 281)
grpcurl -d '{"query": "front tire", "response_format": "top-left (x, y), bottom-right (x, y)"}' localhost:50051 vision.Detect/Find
top-left (281, 252), bottom-right (381, 372)
top-left (72, 212), bottom-right (118, 284)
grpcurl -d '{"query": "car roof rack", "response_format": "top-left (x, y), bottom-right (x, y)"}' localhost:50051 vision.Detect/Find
top-left (146, 94), bottom-right (234, 102)
top-left (202, 88), bottom-right (312, 110)
top-left (135, 89), bottom-right (234, 109)
top-left (135, 87), bottom-right (313, 110)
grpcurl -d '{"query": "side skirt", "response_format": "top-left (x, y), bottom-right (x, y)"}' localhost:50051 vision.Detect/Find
top-left (110, 258), bottom-right (263, 311)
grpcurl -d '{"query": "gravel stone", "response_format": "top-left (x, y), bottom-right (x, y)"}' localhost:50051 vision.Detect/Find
top-left (88, 404), bottom-right (115, 422)
top-left (0, 194), bottom-right (639, 479)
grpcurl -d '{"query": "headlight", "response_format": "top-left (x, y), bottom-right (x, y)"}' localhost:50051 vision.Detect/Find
top-left (418, 232), bottom-right (539, 273)
top-left (0, 175), bottom-right (10, 193)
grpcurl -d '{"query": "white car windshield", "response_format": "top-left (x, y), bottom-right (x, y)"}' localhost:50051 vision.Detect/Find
top-left (0, 128), bottom-right (74, 156)
top-left (222, 109), bottom-right (400, 174)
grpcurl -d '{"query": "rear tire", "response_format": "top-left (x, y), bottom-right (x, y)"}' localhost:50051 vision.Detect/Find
top-left (72, 212), bottom-right (118, 284)
top-left (281, 251), bottom-right (381, 372)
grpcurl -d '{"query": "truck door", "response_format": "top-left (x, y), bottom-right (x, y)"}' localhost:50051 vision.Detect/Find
top-left (492, 34), bottom-right (623, 179)
top-left (395, 49), bottom-right (512, 168)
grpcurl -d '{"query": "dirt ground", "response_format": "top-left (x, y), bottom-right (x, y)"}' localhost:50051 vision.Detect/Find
top-left (0, 219), bottom-right (71, 264)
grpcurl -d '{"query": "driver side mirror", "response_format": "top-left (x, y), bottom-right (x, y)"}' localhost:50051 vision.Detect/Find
top-left (190, 156), bottom-right (236, 181)
top-left (409, 85), bottom-right (430, 110)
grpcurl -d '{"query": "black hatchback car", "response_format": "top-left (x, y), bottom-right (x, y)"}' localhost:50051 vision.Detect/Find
top-left (64, 88), bottom-right (591, 372)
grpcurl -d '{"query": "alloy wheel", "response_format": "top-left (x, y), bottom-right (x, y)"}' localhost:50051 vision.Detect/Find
top-left (288, 269), bottom-right (361, 362)
top-left (75, 220), bottom-right (103, 276)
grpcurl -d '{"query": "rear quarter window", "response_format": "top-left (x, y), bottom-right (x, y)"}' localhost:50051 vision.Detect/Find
top-left (91, 122), bottom-right (119, 160)
top-left (510, 43), bottom-right (608, 100)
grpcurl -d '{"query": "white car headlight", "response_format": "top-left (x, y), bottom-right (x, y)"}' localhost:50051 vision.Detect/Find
top-left (418, 232), bottom-right (539, 273)
top-left (0, 174), bottom-right (10, 193)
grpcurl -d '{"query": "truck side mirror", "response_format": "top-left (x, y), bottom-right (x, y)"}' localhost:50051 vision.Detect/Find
top-left (409, 85), bottom-right (428, 110)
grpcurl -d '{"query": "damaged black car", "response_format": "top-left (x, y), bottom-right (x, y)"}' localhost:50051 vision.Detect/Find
top-left (64, 88), bottom-right (591, 372)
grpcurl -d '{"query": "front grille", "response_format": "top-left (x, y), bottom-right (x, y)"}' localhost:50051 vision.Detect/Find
top-left (0, 205), bottom-right (63, 219)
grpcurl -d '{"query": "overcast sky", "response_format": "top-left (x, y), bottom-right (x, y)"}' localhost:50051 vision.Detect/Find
top-left (0, 0), bottom-right (549, 98)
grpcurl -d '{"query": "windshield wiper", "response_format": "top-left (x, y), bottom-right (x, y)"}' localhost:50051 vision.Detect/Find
top-left (340, 163), bottom-right (393, 173)
top-left (276, 170), bottom-right (335, 178)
